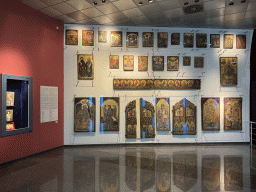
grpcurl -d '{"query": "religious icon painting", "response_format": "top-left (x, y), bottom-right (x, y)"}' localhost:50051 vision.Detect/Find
top-left (183, 56), bottom-right (191, 66)
top-left (109, 55), bottom-right (119, 69)
top-left (142, 32), bottom-right (154, 47)
top-left (77, 54), bottom-right (94, 80)
top-left (6, 109), bottom-right (13, 122)
top-left (224, 34), bottom-right (233, 49)
top-left (138, 56), bottom-right (148, 71)
top-left (224, 97), bottom-right (242, 131)
top-left (171, 33), bottom-right (180, 45)
top-left (74, 97), bottom-right (95, 132)
top-left (111, 31), bottom-right (122, 47)
top-left (156, 98), bottom-right (170, 131)
top-left (98, 31), bottom-right (107, 43)
top-left (184, 33), bottom-right (194, 48)
top-left (157, 32), bottom-right (168, 48)
top-left (196, 33), bottom-right (207, 48)
top-left (125, 100), bottom-right (137, 138)
top-left (156, 158), bottom-right (171, 192)
top-left (100, 159), bottom-right (120, 192)
top-left (66, 29), bottom-right (78, 45)
top-left (152, 56), bottom-right (164, 71)
top-left (123, 55), bottom-right (134, 71)
top-left (202, 156), bottom-right (220, 192)
top-left (194, 57), bottom-right (204, 68)
top-left (6, 91), bottom-right (15, 106)
top-left (172, 98), bottom-right (197, 135)
top-left (100, 97), bottom-right (119, 131)
top-left (220, 57), bottom-right (238, 86)
top-left (201, 97), bottom-right (220, 131)
top-left (224, 157), bottom-right (243, 191)
top-left (6, 122), bottom-right (15, 131)
top-left (236, 35), bottom-right (246, 49)
top-left (82, 30), bottom-right (94, 46)
top-left (126, 32), bottom-right (138, 48)
top-left (167, 56), bottom-right (179, 71)
top-left (210, 34), bottom-right (220, 48)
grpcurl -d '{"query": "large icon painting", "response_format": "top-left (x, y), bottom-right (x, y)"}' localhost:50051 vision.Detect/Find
top-left (125, 98), bottom-right (155, 139)
top-left (184, 33), bottom-right (194, 48)
top-left (156, 98), bottom-right (170, 131)
top-left (196, 33), bottom-right (207, 48)
top-left (123, 55), bottom-right (134, 71)
top-left (100, 97), bottom-right (119, 131)
top-left (172, 98), bottom-right (196, 135)
top-left (142, 32), bottom-right (154, 47)
top-left (220, 57), bottom-right (237, 86)
top-left (224, 34), bottom-right (233, 49)
top-left (126, 32), bottom-right (138, 48)
top-left (152, 56), bottom-right (164, 71)
top-left (171, 33), bottom-right (180, 45)
top-left (138, 56), bottom-right (148, 71)
top-left (111, 31), bottom-right (122, 47)
top-left (202, 156), bottom-right (220, 192)
top-left (167, 56), bottom-right (179, 71)
top-left (77, 54), bottom-right (94, 80)
top-left (66, 29), bottom-right (78, 45)
top-left (173, 153), bottom-right (197, 192)
top-left (210, 34), bottom-right (220, 48)
top-left (74, 97), bottom-right (95, 132)
top-left (236, 34), bottom-right (246, 49)
top-left (100, 159), bottom-right (119, 192)
top-left (224, 156), bottom-right (243, 191)
top-left (158, 32), bottom-right (168, 48)
top-left (110, 55), bottom-right (119, 69)
top-left (224, 97), bottom-right (242, 131)
top-left (201, 97), bottom-right (220, 131)
top-left (82, 30), bottom-right (94, 46)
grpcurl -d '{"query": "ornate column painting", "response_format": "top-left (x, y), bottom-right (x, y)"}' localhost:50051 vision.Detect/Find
top-left (125, 100), bottom-right (137, 138)
top-left (224, 34), bottom-right (233, 49)
top-left (220, 57), bottom-right (238, 86)
top-left (196, 33), bottom-right (207, 48)
top-left (184, 33), bottom-right (194, 48)
top-left (100, 159), bottom-right (120, 192)
top-left (152, 56), bottom-right (164, 71)
top-left (100, 97), bottom-right (119, 131)
top-left (77, 54), bottom-right (94, 80)
top-left (201, 156), bottom-right (220, 192)
top-left (157, 32), bottom-right (168, 48)
top-left (123, 55), bottom-right (134, 71)
top-left (142, 32), bottom-right (154, 47)
top-left (65, 29), bottom-right (78, 45)
top-left (171, 33), bottom-right (180, 45)
top-left (74, 97), bottom-right (95, 132)
top-left (224, 157), bottom-right (243, 191)
top-left (167, 56), bottom-right (179, 71)
top-left (210, 34), bottom-right (220, 48)
top-left (110, 55), bottom-right (119, 69)
top-left (172, 98), bottom-right (196, 135)
top-left (236, 35), bottom-right (246, 49)
top-left (73, 158), bottom-right (95, 192)
top-left (224, 97), bottom-right (242, 131)
top-left (156, 158), bottom-right (171, 192)
top-left (156, 98), bottom-right (170, 131)
top-left (140, 98), bottom-right (155, 138)
top-left (111, 31), bottom-right (122, 47)
top-left (138, 56), bottom-right (148, 71)
top-left (173, 154), bottom-right (197, 192)
top-left (82, 30), bottom-right (94, 46)
top-left (126, 32), bottom-right (138, 48)
top-left (201, 98), bottom-right (220, 131)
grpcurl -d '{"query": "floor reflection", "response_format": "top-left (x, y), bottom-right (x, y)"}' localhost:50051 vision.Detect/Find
top-left (0, 144), bottom-right (254, 192)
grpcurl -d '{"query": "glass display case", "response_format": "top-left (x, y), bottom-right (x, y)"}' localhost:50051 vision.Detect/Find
top-left (1, 74), bottom-right (33, 136)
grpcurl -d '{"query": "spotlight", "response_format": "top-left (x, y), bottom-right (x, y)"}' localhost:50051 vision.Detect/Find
top-left (184, 2), bottom-right (189, 5)
top-left (102, 0), bottom-right (106, 3)
top-left (229, 2), bottom-right (234, 5)
top-left (139, 2), bottom-right (143, 5)
top-left (195, 0), bottom-right (199, 2)
top-left (148, 0), bottom-right (153, 3)
top-left (241, 0), bottom-right (246, 3)
top-left (93, 1), bottom-right (97, 5)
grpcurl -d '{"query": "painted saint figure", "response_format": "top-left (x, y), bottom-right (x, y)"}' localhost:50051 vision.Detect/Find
top-left (157, 104), bottom-right (168, 130)
top-left (86, 57), bottom-right (92, 77)
top-left (78, 57), bottom-right (86, 77)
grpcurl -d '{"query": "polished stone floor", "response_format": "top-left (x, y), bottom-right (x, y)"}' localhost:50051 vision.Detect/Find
top-left (0, 144), bottom-right (256, 192)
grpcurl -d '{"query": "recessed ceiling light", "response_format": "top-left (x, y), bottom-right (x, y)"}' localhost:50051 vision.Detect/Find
top-left (148, 0), bottom-right (153, 3)
top-left (93, 2), bottom-right (97, 5)
top-left (139, 2), bottom-right (143, 5)
top-left (102, 0), bottom-right (106, 3)
top-left (184, 2), bottom-right (189, 5)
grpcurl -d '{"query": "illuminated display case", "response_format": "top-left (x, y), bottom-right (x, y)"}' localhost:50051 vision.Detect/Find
top-left (1, 74), bottom-right (33, 136)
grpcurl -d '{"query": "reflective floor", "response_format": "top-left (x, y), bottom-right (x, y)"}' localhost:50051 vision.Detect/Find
top-left (0, 144), bottom-right (256, 192)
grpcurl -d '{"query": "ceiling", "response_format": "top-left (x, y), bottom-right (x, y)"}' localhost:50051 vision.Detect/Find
top-left (19, 0), bottom-right (256, 29)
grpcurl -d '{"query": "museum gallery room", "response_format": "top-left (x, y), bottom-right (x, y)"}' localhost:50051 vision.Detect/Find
top-left (2, 0), bottom-right (256, 191)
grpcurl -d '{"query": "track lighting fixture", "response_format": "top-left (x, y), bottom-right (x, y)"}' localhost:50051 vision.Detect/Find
top-left (139, 2), bottom-right (143, 5)
top-left (93, 2), bottom-right (97, 5)
top-left (148, 0), bottom-right (153, 3)
top-left (102, 0), bottom-right (106, 3)
top-left (184, 2), bottom-right (189, 5)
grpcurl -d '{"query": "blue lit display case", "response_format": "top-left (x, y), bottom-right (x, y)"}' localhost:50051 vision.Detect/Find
top-left (1, 74), bottom-right (33, 137)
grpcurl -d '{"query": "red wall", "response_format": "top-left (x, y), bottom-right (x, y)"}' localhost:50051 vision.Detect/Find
top-left (0, 0), bottom-right (64, 164)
